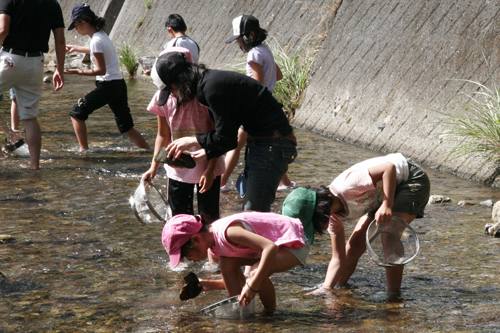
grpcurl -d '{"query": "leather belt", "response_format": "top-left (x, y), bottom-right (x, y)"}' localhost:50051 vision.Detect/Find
top-left (248, 130), bottom-right (297, 146)
top-left (2, 47), bottom-right (43, 57)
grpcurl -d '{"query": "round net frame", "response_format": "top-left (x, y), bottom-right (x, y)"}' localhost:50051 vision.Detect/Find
top-left (366, 216), bottom-right (419, 267)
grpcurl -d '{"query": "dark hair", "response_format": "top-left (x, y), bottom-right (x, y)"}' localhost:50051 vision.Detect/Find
top-left (172, 63), bottom-right (207, 108)
top-left (76, 11), bottom-right (105, 31)
top-left (165, 14), bottom-right (187, 32)
top-left (308, 185), bottom-right (333, 235)
top-left (239, 27), bottom-right (268, 52)
top-left (179, 214), bottom-right (213, 259)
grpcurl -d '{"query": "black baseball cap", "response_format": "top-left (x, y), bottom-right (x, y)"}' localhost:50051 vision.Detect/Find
top-left (151, 52), bottom-right (190, 106)
top-left (68, 3), bottom-right (92, 31)
top-left (225, 15), bottom-right (260, 43)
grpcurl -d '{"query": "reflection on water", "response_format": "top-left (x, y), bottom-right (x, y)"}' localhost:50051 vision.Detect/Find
top-left (1, 76), bottom-right (500, 332)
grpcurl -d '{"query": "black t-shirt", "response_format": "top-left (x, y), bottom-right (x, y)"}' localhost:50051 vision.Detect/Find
top-left (195, 69), bottom-right (293, 160)
top-left (0, 0), bottom-right (64, 53)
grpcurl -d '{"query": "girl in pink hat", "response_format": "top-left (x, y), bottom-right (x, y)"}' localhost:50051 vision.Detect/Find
top-left (162, 211), bottom-right (312, 313)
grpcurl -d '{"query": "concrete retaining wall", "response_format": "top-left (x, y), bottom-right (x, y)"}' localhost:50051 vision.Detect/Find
top-left (55, 0), bottom-right (500, 185)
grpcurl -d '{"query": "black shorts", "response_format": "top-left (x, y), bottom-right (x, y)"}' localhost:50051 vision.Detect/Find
top-left (69, 79), bottom-right (134, 133)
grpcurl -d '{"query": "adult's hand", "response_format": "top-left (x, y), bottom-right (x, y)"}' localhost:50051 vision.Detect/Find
top-left (166, 136), bottom-right (201, 160)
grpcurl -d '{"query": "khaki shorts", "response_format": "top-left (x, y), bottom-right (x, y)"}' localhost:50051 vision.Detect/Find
top-left (0, 51), bottom-right (44, 120)
top-left (285, 233), bottom-right (311, 264)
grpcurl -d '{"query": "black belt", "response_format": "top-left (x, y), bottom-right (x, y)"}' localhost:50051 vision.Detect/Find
top-left (2, 47), bottom-right (43, 57)
top-left (248, 130), bottom-right (297, 146)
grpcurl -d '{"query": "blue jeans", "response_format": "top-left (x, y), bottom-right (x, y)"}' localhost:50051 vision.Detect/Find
top-left (243, 137), bottom-right (297, 212)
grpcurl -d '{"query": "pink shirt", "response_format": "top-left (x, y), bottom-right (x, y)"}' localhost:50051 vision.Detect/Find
top-left (208, 212), bottom-right (305, 259)
top-left (147, 93), bottom-right (225, 184)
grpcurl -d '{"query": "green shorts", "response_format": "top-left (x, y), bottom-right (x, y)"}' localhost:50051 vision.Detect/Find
top-left (369, 159), bottom-right (430, 218)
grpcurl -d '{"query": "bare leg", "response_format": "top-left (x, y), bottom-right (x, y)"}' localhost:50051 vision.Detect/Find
top-left (11, 99), bottom-right (20, 132)
top-left (219, 257), bottom-right (252, 296)
top-left (124, 127), bottom-right (150, 149)
top-left (71, 116), bottom-right (88, 151)
top-left (22, 118), bottom-right (41, 170)
top-left (337, 212), bottom-right (417, 293)
top-left (248, 248), bottom-right (300, 313)
top-left (280, 173), bottom-right (292, 186)
top-left (385, 212), bottom-right (416, 292)
top-left (0, 112), bottom-right (22, 143)
top-left (220, 128), bottom-right (247, 187)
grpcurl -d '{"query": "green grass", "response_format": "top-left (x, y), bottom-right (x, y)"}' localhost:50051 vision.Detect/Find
top-left (270, 40), bottom-right (315, 119)
top-left (226, 39), bottom-right (315, 119)
top-left (117, 41), bottom-right (139, 77)
top-left (441, 78), bottom-right (500, 162)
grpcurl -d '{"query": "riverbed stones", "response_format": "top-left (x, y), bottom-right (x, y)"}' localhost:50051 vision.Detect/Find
top-left (0, 234), bottom-right (16, 243)
top-left (457, 200), bottom-right (475, 206)
top-left (428, 195), bottom-right (451, 204)
top-left (491, 201), bottom-right (500, 223)
top-left (484, 223), bottom-right (500, 238)
top-left (480, 200), bottom-right (494, 207)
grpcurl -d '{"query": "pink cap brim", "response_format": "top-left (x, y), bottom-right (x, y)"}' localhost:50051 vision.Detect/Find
top-left (169, 251), bottom-right (181, 268)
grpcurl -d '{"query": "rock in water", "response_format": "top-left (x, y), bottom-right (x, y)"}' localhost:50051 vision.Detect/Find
top-left (179, 272), bottom-right (202, 301)
top-left (0, 235), bottom-right (16, 243)
top-left (428, 195), bottom-right (452, 204)
top-left (154, 147), bottom-right (196, 169)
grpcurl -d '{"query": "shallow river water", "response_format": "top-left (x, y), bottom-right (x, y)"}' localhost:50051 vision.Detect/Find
top-left (1, 75), bottom-right (500, 332)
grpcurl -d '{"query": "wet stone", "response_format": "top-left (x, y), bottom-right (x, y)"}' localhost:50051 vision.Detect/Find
top-left (179, 272), bottom-right (202, 301)
top-left (484, 223), bottom-right (500, 238)
top-left (479, 199), bottom-right (494, 207)
top-left (0, 235), bottom-right (16, 243)
top-left (155, 147), bottom-right (196, 169)
top-left (428, 195), bottom-right (452, 204)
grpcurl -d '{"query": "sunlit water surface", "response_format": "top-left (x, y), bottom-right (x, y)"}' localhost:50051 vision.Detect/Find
top-left (1, 76), bottom-right (500, 332)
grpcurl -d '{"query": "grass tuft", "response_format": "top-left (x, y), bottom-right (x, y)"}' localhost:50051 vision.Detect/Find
top-left (269, 39), bottom-right (316, 119)
top-left (117, 41), bottom-right (139, 77)
top-left (442, 78), bottom-right (500, 162)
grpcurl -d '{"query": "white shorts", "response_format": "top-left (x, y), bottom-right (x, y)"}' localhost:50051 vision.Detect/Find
top-left (0, 51), bottom-right (44, 120)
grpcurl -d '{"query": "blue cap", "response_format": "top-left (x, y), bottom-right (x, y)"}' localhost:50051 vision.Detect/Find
top-left (68, 3), bottom-right (92, 31)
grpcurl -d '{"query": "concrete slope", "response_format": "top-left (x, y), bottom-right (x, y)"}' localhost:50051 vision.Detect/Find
top-left (55, 0), bottom-right (500, 185)
top-left (295, 0), bottom-right (500, 185)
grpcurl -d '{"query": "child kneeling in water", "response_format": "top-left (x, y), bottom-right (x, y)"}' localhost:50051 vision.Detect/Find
top-left (162, 211), bottom-right (324, 312)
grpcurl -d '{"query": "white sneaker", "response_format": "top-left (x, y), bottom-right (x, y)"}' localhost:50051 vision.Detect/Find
top-left (277, 181), bottom-right (297, 191)
top-left (220, 184), bottom-right (230, 192)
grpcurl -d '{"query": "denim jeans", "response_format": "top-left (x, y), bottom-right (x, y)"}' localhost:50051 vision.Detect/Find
top-left (243, 137), bottom-right (297, 212)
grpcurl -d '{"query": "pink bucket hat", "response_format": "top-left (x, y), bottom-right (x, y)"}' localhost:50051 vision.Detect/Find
top-left (162, 214), bottom-right (202, 268)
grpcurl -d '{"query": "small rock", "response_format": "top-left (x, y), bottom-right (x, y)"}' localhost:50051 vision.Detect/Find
top-left (43, 76), bottom-right (52, 83)
top-left (485, 222), bottom-right (500, 237)
top-left (428, 195), bottom-right (452, 204)
top-left (458, 200), bottom-right (475, 206)
top-left (479, 200), bottom-right (494, 207)
top-left (0, 235), bottom-right (16, 243)
top-left (491, 201), bottom-right (500, 223)
top-left (485, 223), bottom-right (494, 235)
top-left (378, 122), bottom-right (386, 130)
